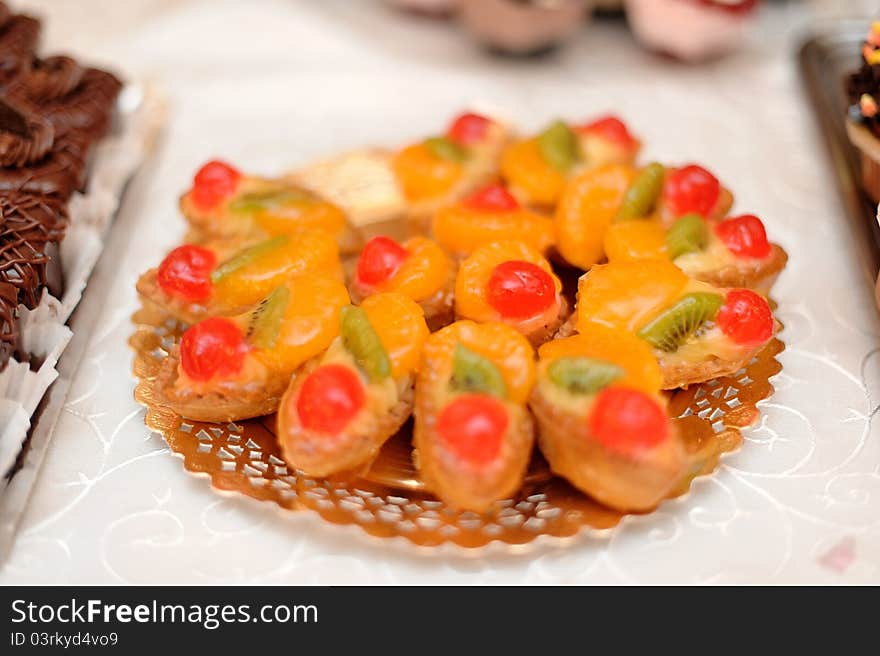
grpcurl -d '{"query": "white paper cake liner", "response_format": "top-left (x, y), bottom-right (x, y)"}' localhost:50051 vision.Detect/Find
top-left (0, 82), bottom-right (166, 477)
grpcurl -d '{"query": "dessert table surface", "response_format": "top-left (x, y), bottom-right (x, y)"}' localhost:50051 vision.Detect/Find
top-left (2, 0), bottom-right (879, 584)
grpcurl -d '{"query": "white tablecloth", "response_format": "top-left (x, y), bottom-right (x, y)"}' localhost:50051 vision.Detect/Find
top-left (1, 0), bottom-right (879, 584)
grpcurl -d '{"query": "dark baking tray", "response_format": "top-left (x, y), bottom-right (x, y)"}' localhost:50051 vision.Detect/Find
top-left (799, 21), bottom-right (880, 292)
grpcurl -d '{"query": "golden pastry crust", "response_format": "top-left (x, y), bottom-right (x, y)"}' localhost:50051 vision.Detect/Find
top-left (278, 362), bottom-right (415, 478)
top-left (153, 348), bottom-right (289, 423)
top-left (136, 269), bottom-right (208, 325)
top-left (413, 399), bottom-right (534, 514)
top-left (529, 389), bottom-right (686, 512)
top-left (683, 244), bottom-right (788, 296)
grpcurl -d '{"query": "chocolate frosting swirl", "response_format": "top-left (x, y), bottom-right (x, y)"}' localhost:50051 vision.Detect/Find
top-left (0, 94), bottom-right (54, 167)
top-left (0, 15), bottom-right (39, 89)
top-left (42, 67), bottom-right (122, 140)
top-left (23, 56), bottom-right (85, 103)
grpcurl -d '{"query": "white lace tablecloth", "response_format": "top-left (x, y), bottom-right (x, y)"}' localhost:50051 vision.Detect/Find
top-left (1, 0), bottom-right (878, 584)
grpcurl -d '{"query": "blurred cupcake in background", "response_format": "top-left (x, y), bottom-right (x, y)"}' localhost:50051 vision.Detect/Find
top-left (625, 0), bottom-right (759, 62)
top-left (458, 0), bottom-right (592, 56)
top-left (386, 0), bottom-right (459, 17)
top-left (846, 22), bottom-right (880, 203)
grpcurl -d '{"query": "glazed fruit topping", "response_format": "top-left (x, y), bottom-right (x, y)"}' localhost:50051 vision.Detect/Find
top-left (662, 164), bottom-right (720, 218)
top-left (180, 317), bottom-right (248, 382)
top-left (615, 162), bottom-right (665, 221)
top-left (638, 292), bottom-right (723, 352)
top-left (356, 236), bottom-right (408, 287)
top-left (424, 136), bottom-right (467, 163)
top-left (296, 364), bottom-right (365, 435)
top-left (548, 357), bottom-right (624, 395)
top-left (714, 214), bottom-right (771, 259)
top-left (463, 184), bottom-right (520, 212)
top-left (589, 386), bottom-right (669, 455)
top-left (486, 260), bottom-right (556, 319)
top-left (157, 244), bottom-right (217, 302)
top-left (716, 289), bottom-right (774, 346)
top-left (538, 120), bottom-right (580, 172)
top-left (446, 112), bottom-right (492, 145)
top-left (451, 344), bottom-right (507, 398)
top-left (211, 236), bottom-right (287, 283)
top-left (249, 286), bottom-right (290, 350)
top-left (577, 115), bottom-right (637, 148)
top-left (192, 160), bottom-right (241, 210)
top-left (228, 188), bottom-right (311, 213)
top-left (437, 393), bottom-right (509, 466)
top-left (665, 213), bottom-right (708, 259)
top-left (340, 305), bottom-right (392, 382)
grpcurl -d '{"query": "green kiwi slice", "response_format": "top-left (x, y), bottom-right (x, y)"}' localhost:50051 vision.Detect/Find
top-left (615, 162), bottom-right (665, 221)
top-left (228, 188), bottom-right (312, 214)
top-left (547, 356), bottom-right (624, 395)
top-left (451, 344), bottom-right (507, 398)
top-left (249, 285), bottom-right (290, 350)
top-left (211, 236), bottom-right (288, 283)
top-left (637, 292), bottom-right (724, 352)
top-left (666, 213), bottom-right (709, 259)
top-left (340, 305), bottom-right (391, 382)
top-left (424, 136), bottom-right (467, 164)
top-left (537, 120), bottom-right (580, 173)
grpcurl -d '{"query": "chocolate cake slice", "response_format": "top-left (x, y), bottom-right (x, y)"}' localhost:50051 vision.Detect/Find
top-left (0, 280), bottom-right (17, 369)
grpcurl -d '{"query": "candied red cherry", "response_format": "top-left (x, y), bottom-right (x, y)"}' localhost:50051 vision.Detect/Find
top-left (487, 260), bottom-right (555, 320)
top-left (192, 160), bottom-right (241, 210)
top-left (356, 236), bottom-right (408, 288)
top-left (157, 244), bottom-right (217, 302)
top-left (446, 112), bottom-right (492, 145)
top-left (296, 364), bottom-right (365, 435)
top-left (577, 115), bottom-right (636, 148)
top-left (663, 164), bottom-right (720, 218)
top-left (715, 214), bottom-right (771, 259)
top-left (716, 289), bottom-right (774, 347)
top-left (179, 317), bottom-right (248, 382)
top-left (464, 184), bottom-right (520, 212)
top-left (589, 386), bottom-right (669, 455)
top-left (437, 394), bottom-right (508, 466)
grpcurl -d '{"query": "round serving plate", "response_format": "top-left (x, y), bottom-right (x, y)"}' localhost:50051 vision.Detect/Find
top-left (130, 303), bottom-right (783, 549)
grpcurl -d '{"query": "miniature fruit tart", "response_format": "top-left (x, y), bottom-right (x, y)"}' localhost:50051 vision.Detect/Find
top-left (179, 160), bottom-right (361, 253)
top-left (153, 273), bottom-right (350, 422)
top-left (391, 111), bottom-right (512, 215)
top-left (414, 320), bottom-right (535, 512)
top-left (574, 259), bottom-right (778, 389)
top-left (277, 292), bottom-right (429, 477)
top-left (500, 115), bottom-right (640, 209)
top-left (555, 162), bottom-right (735, 270)
top-left (530, 323), bottom-right (688, 511)
top-left (351, 235), bottom-right (455, 330)
top-left (431, 183), bottom-right (554, 257)
top-left (454, 240), bottom-right (568, 346)
top-left (137, 231), bottom-right (343, 324)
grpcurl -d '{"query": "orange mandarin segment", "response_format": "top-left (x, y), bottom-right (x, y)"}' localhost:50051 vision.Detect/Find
top-left (500, 138), bottom-right (566, 207)
top-left (392, 143), bottom-right (463, 202)
top-left (603, 221), bottom-right (668, 263)
top-left (538, 324), bottom-right (662, 394)
top-left (456, 241), bottom-right (561, 323)
top-left (555, 163), bottom-right (636, 270)
top-left (212, 231), bottom-right (341, 309)
top-left (383, 236), bottom-right (451, 302)
top-left (253, 274), bottom-right (350, 372)
top-left (253, 199), bottom-right (348, 241)
top-left (360, 292), bottom-right (430, 378)
top-left (432, 203), bottom-right (554, 256)
top-left (424, 320), bottom-right (535, 404)
top-left (576, 260), bottom-right (688, 333)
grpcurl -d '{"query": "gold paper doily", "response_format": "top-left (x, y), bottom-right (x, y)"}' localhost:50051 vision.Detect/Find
top-left (130, 303), bottom-right (783, 549)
